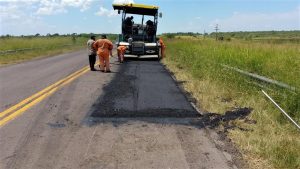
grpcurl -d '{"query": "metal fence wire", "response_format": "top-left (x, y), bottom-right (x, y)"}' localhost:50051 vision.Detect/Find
top-left (0, 44), bottom-right (74, 55)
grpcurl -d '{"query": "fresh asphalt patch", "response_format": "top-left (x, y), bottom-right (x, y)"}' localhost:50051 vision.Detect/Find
top-left (85, 59), bottom-right (249, 168)
top-left (89, 60), bottom-right (200, 118)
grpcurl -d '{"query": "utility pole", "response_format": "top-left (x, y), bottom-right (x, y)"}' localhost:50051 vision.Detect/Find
top-left (203, 30), bottom-right (206, 39)
top-left (214, 24), bottom-right (219, 40)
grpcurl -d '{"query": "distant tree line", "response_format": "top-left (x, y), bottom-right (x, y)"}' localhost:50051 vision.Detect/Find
top-left (210, 30), bottom-right (300, 40)
top-left (0, 33), bottom-right (118, 39)
top-left (162, 32), bottom-right (203, 39)
top-left (161, 30), bottom-right (300, 40)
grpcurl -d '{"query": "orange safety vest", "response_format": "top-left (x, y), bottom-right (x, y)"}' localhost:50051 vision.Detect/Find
top-left (117, 46), bottom-right (127, 55)
top-left (93, 39), bottom-right (113, 56)
top-left (159, 38), bottom-right (166, 49)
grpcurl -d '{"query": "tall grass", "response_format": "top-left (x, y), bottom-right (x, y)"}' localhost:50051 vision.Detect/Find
top-left (0, 36), bottom-right (87, 65)
top-left (163, 37), bottom-right (300, 169)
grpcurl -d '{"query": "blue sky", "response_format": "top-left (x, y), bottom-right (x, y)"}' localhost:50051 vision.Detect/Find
top-left (0, 0), bottom-right (299, 35)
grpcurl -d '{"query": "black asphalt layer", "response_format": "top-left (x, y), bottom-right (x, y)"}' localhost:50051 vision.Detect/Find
top-left (0, 50), bottom-right (88, 112)
top-left (90, 59), bottom-right (200, 118)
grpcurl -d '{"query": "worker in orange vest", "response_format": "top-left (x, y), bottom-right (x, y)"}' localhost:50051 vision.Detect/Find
top-left (158, 37), bottom-right (166, 58)
top-left (117, 45), bottom-right (128, 63)
top-left (93, 35), bottom-right (113, 73)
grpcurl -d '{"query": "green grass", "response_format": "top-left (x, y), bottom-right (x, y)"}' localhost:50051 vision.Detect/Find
top-left (0, 36), bottom-right (80, 50)
top-left (163, 37), bottom-right (300, 169)
top-left (0, 35), bottom-right (118, 65)
top-left (0, 36), bottom-right (88, 65)
top-left (210, 30), bottom-right (300, 40)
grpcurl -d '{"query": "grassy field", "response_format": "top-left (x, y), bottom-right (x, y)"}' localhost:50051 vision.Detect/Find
top-left (163, 37), bottom-right (300, 169)
top-left (0, 35), bottom-right (117, 65)
top-left (0, 36), bottom-right (86, 65)
top-left (210, 30), bottom-right (300, 43)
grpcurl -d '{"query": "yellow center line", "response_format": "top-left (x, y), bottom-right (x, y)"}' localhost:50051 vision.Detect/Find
top-left (0, 65), bottom-right (89, 119)
top-left (0, 51), bottom-right (117, 127)
top-left (0, 66), bottom-right (90, 127)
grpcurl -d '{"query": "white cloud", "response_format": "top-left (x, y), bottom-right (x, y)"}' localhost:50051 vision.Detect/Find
top-left (0, 3), bottom-right (20, 20)
top-left (0, 2), bottom-right (56, 35)
top-left (113, 0), bottom-right (134, 4)
top-left (80, 0), bottom-right (93, 12)
top-left (36, 0), bottom-right (94, 15)
top-left (0, 0), bottom-right (94, 17)
top-left (0, 0), bottom-right (96, 35)
top-left (61, 0), bottom-right (93, 12)
top-left (95, 6), bottom-right (118, 17)
top-left (209, 6), bottom-right (300, 31)
top-left (36, 0), bottom-right (66, 15)
top-left (94, 0), bottom-right (134, 18)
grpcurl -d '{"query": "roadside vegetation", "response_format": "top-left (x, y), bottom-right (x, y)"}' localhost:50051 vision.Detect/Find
top-left (163, 34), bottom-right (300, 169)
top-left (163, 30), bottom-right (300, 43)
top-left (212, 30), bottom-right (300, 43)
top-left (0, 34), bottom-right (117, 65)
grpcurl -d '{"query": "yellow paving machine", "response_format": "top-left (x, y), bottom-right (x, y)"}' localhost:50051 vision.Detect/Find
top-left (113, 3), bottom-right (162, 59)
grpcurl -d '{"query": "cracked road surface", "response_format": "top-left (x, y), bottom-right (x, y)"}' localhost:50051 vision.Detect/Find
top-left (0, 51), bottom-right (239, 169)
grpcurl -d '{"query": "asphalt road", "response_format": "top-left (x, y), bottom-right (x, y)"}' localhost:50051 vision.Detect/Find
top-left (0, 50), bottom-right (88, 112)
top-left (0, 51), bottom-right (241, 169)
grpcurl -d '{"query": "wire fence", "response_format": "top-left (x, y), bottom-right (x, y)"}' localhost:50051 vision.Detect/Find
top-left (0, 44), bottom-right (75, 55)
top-left (221, 64), bottom-right (297, 92)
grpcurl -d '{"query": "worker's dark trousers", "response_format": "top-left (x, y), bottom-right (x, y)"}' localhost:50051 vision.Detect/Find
top-left (89, 54), bottom-right (96, 70)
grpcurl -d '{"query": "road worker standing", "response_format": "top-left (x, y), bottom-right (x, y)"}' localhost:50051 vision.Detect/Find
top-left (158, 37), bottom-right (166, 58)
top-left (93, 35), bottom-right (113, 73)
top-left (86, 35), bottom-right (97, 71)
top-left (117, 45), bottom-right (128, 63)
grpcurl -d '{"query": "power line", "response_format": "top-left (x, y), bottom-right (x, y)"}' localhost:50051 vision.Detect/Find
top-left (214, 24), bottom-right (219, 40)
